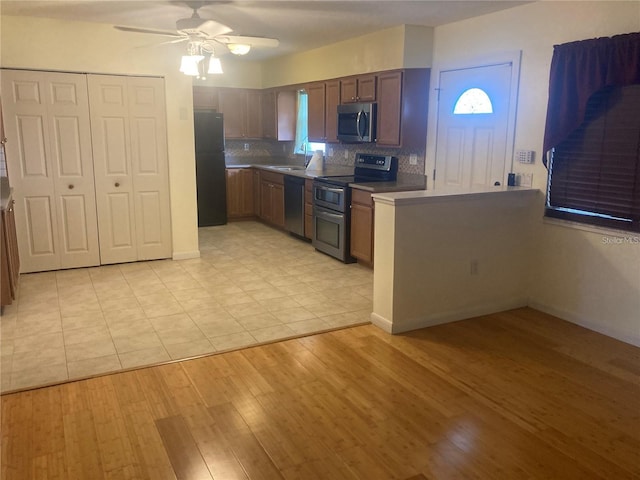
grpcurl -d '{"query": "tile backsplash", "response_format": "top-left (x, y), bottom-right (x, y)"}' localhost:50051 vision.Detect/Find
top-left (226, 139), bottom-right (426, 175)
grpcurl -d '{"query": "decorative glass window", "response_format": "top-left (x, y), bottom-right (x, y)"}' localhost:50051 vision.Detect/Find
top-left (453, 88), bottom-right (493, 114)
top-left (294, 90), bottom-right (325, 154)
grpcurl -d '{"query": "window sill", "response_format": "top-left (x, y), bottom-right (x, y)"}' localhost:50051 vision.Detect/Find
top-left (543, 216), bottom-right (640, 240)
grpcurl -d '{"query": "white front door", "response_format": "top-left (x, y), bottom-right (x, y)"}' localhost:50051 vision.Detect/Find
top-left (435, 63), bottom-right (514, 189)
top-left (2, 70), bottom-right (100, 272)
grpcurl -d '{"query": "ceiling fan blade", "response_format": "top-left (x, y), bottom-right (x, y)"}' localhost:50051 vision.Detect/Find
top-left (196, 20), bottom-right (233, 37)
top-left (114, 25), bottom-right (184, 38)
top-left (215, 35), bottom-right (279, 48)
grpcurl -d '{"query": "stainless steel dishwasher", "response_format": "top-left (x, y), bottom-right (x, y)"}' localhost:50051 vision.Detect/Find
top-left (284, 175), bottom-right (305, 237)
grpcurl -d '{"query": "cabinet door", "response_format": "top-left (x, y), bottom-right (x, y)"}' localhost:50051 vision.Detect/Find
top-left (226, 169), bottom-right (243, 218)
top-left (324, 81), bottom-right (340, 143)
top-left (252, 169), bottom-right (261, 216)
top-left (271, 183), bottom-right (285, 228)
top-left (218, 89), bottom-right (245, 138)
top-left (245, 90), bottom-right (262, 138)
top-left (2, 70), bottom-right (100, 272)
top-left (260, 180), bottom-right (272, 221)
top-left (193, 86), bottom-right (219, 110)
top-left (376, 71), bottom-right (403, 146)
top-left (261, 91), bottom-right (276, 139)
top-left (356, 75), bottom-right (377, 102)
top-left (276, 90), bottom-right (296, 141)
top-left (340, 78), bottom-right (357, 103)
top-left (307, 83), bottom-right (326, 142)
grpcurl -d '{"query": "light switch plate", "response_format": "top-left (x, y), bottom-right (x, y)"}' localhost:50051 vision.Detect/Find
top-left (409, 154), bottom-right (418, 165)
top-left (517, 173), bottom-right (533, 187)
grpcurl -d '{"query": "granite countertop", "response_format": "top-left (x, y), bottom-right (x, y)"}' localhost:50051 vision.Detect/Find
top-left (226, 159), bottom-right (427, 193)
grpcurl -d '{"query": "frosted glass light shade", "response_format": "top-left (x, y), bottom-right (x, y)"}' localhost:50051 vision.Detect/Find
top-left (179, 55), bottom-right (203, 76)
top-left (207, 57), bottom-right (223, 74)
top-left (228, 43), bottom-right (251, 55)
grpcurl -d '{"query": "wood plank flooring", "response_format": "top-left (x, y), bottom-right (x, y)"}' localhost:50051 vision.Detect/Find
top-left (2, 307), bottom-right (639, 479)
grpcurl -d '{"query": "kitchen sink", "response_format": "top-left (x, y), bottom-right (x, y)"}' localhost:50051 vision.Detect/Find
top-left (267, 165), bottom-right (306, 171)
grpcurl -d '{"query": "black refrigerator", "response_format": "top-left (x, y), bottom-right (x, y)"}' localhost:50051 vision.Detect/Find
top-left (194, 110), bottom-right (227, 226)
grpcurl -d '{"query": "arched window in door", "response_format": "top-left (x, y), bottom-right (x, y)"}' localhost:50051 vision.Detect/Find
top-left (453, 87), bottom-right (493, 114)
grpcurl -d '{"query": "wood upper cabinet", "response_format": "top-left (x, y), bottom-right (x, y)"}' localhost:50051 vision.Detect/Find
top-left (262, 90), bottom-right (296, 141)
top-left (226, 168), bottom-right (254, 219)
top-left (307, 82), bottom-right (326, 143)
top-left (218, 88), bottom-right (262, 139)
top-left (350, 188), bottom-right (374, 266)
top-left (307, 81), bottom-right (340, 143)
top-left (324, 80), bottom-right (340, 143)
top-left (193, 86), bottom-right (219, 110)
top-left (341, 74), bottom-right (376, 103)
top-left (376, 69), bottom-right (430, 149)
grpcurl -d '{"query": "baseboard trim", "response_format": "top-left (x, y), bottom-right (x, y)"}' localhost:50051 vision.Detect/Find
top-left (529, 301), bottom-right (640, 347)
top-left (172, 250), bottom-right (201, 261)
top-left (373, 298), bottom-right (529, 335)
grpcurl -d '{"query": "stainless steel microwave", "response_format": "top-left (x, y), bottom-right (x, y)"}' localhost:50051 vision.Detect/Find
top-left (336, 102), bottom-right (377, 143)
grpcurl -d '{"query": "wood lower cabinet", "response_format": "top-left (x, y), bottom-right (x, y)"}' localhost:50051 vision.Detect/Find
top-left (252, 169), bottom-right (261, 216)
top-left (304, 179), bottom-right (313, 239)
top-left (226, 168), bottom-right (254, 219)
top-left (1, 197), bottom-right (20, 306)
top-left (260, 171), bottom-right (285, 228)
top-left (350, 188), bottom-right (374, 266)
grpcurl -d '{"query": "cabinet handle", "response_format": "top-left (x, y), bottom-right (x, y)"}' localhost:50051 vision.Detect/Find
top-left (1, 137), bottom-right (7, 145)
top-left (115, 182), bottom-right (120, 187)
top-left (68, 184), bottom-right (74, 190)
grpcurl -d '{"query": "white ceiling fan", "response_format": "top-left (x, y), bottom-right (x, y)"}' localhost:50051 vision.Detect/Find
top-left (114, 1), bottom-right (279, 75)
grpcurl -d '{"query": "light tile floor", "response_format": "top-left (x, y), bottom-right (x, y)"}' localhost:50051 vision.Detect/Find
top-left (0, 222), bottom-right (373, 393)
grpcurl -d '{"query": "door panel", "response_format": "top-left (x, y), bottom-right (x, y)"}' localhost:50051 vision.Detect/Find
top-left (23, 196), bottom-right (56, 258)
top-left (2, 70), bottom-right (99, 272)
top-left (106, 193), bottom-right (135, 248)
top-left (88, 74), bottom-right (138, 264)
top-left (47, 72), bottom-right (100, 269)
top-left (435, 63), bottom-right (512, 189)
top-left (127, 76), bottom-right (172, 261)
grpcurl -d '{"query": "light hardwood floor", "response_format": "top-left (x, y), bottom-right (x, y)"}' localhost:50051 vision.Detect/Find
top-left (1, 307), bottom-right (639, 479)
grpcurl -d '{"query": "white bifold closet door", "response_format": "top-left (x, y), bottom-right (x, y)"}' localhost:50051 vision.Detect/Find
top-left (1, 70), bottom-right (100, 272)
top-left (87, 75), bottom-right (172, 265)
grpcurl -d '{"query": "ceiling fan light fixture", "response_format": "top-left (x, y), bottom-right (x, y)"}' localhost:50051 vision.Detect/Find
top-left (227, 43), bottom-right (251, 55)
top-left (207, 56), bottom-right (224, 74)
top-left (180, 55), bottom-right (203, 76)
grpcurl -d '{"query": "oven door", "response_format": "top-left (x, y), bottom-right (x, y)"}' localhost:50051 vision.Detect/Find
top-left (312, 205), bottom-right (355, 263)
top-left (313, 182), bottom-right (347, 212)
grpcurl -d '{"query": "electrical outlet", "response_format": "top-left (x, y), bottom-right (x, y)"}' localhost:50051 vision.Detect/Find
top-left (243, 143), bottom-right (250, 151)
top-left (409, 154), bottom-right (418, 165)
top-left (344, 150), bottom-right (349, 160)
top-left (327, 147), bottom-right (334, 157)
top-left (515, 173), bottom-right (533, 187)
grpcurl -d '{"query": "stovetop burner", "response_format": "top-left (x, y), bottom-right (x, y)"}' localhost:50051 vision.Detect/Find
top-left (315, 153), bottom-right (398, 186)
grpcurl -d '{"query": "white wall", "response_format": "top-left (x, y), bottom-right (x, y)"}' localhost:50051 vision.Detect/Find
top-left (427, 1), bottom-right (640, 345)
top-left (1, 15), bottom-right (202, 258)
top-left (261, 25), bottom-right (433, 88)
top-left (372, 189), bottom-right (539, 333)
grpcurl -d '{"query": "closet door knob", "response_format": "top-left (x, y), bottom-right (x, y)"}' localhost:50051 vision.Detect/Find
top-left (68, 184), bottom-right (74, 190)
top-left (115, 182), bottom-right (120, 187)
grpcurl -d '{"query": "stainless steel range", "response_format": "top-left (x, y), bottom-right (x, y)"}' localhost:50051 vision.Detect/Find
top-left (312, 153), bottom-right (398, 262)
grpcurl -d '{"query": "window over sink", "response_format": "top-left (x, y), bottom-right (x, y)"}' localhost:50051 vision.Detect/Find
top-left (294, 90), bottom-right (325, 155)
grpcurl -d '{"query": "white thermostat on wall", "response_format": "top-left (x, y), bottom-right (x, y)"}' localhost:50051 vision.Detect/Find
top-left (516, 149), bottom-right (535, 164)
